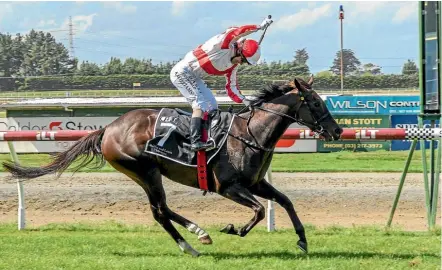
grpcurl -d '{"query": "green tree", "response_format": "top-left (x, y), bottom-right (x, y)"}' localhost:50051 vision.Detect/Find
top-left (330, 49), bottom-right (361, 75)
top-left (0, 33), bottom-right (26, 77)
top-left (316, 70), bottom-right (334, 77)
top-left (103, 57), bottom-right (123, 75)
top-left (0, 33), bottom-right (14, 77)
top-left (359, 63), bottom-right (382, 75)
top-left (122, 58), bottom-right (142, 74)
top-left (402, 59), bottom-right (418, 75)
top-left (19, 30), bottom-right (74, 76)
top-left (294, 48), bottom-right (309, 65)
top-left (77, 61), bottom-right (102, 76)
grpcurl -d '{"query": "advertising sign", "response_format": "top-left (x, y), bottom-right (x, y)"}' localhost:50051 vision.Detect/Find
top-left (390, 115), bottom-right (440, 151)
top-left (318, 115), bottom-right (391, 152)
top-left (326, 96), bottom-right (420, 115)
top-left (0, 117), bottom-right (116, 153)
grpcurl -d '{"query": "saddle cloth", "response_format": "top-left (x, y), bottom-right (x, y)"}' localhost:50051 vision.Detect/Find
top-left (144, 108), bottom-right (234, 167)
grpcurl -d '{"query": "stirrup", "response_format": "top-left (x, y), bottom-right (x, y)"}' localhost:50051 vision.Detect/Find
top-left (190, 142), bottom-right (212, 152)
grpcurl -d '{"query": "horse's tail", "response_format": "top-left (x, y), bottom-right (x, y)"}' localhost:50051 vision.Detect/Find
top-left (3, 128), bottom-right (106, 180)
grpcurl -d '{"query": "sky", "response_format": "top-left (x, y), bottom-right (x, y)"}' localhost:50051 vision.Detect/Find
top-left (0, 1), bottom-right (420, 74)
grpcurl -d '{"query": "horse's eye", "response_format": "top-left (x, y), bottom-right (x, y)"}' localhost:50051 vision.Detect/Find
top-left (314, 102), bottom-right (320, 107)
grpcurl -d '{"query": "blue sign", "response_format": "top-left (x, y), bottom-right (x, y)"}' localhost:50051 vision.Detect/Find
top-left (326, 96), bottom-right (420, 115)
top-left (390, 115), bottom-right (440, 151)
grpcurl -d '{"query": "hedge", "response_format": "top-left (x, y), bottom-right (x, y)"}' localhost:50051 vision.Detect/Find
top-left (0, 74), bottom-right (419, 92)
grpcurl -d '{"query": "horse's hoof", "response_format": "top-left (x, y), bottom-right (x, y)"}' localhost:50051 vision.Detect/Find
top-left (297, 240), bottom-right (308, 254)
top-left (199, 234), bottom-right (213, 245)
top-left (178, 239), bottom-right (200, 257)
top-left (220, 224), bottom-right (236, 234)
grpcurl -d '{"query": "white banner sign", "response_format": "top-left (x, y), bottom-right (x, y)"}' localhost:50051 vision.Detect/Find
top-left (0, 117), bottom-right (116, 153)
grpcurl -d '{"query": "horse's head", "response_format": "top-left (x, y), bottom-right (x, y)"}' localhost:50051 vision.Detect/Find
top-left (287, 76), bottom-right (342, 141)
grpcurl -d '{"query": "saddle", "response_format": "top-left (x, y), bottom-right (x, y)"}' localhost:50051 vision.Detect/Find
top-left (144, 108), bottom-right (234, 167)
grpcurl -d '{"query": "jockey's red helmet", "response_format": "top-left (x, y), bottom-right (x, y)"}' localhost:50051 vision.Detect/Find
top-left (239, 39), bottom-right (261, 65)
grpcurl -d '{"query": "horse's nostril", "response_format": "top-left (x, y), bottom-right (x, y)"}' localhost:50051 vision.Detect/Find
top-left (335, 128), bottom-right (343, 135)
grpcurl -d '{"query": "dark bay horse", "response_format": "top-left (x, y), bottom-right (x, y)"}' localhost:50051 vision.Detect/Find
top-left (3, 77), bottom-right (342, 257)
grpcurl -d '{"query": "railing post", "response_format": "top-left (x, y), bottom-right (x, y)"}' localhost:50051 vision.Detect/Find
top-left (7, 141), bottom-right (25, 230)
top-left (264, 164), bottom-right (275, 232)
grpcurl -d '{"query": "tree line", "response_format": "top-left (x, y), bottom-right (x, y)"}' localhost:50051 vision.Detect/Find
top-left (0, 29), bottom-right (420, 91)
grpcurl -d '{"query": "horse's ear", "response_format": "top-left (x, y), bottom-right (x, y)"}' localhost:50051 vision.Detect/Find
top-left (308, 74), bottom-right (314, 86)
top-left (294, 78), bottom-right (307, 92)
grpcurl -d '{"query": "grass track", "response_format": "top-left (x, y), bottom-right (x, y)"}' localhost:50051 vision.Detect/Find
top-left (0, 222), bottom-right (439, 270)
top-left (0, 150), bottom-right (432, 173)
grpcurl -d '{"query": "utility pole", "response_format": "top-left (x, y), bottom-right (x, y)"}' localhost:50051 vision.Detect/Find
top-left (339, 5), bottom-right (344, 94)
top-left (68, 16), bottom-right (75, 59)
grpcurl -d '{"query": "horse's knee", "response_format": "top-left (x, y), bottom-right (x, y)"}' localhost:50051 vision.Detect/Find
top-left (282, 200), bottom-right (294, 211)
top-left (150, 205), bottom-right (167, 223)
top-left (278, 195), bottom-right (294, 210)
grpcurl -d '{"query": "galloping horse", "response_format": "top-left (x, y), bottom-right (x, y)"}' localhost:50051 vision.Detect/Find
top-left (3, 77), bottom-right (342, 257)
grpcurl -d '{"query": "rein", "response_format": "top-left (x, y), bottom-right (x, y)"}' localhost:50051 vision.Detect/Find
top-left (228, 106), bottom-right (274, 152)
top-left (228, 93), bottom-right (330, 152)
top-left (229, 104), bottom-right (300, 152)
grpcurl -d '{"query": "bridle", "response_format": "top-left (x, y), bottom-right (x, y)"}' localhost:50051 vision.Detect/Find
top-left (229, 91), bottom-right (331, 152)
top-left (288, 91), bottom-right (332, 135)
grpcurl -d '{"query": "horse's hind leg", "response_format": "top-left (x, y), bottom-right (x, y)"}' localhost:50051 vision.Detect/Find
top-left (248, 180), bottom-right (308, 253)
top-left (109, 159), bottom-right (202, 256)
top-left (218, 183), bottom-right (265, 237)
top-left (163, 208), bottom-right (213, 244)
top-left (142, 177), bottom-right (213, 244)
top-left (141, 167), bottom-right (207, 256)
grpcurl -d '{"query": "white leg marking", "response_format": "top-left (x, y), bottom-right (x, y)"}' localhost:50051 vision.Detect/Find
top-left (178, 239), bottom-right (200, 257)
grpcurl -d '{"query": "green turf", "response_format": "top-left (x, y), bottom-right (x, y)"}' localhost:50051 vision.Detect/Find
top-left (0, 222), bottom-right (439, 270)
top-left (0, 150), bottom-right (433, 173)
top-left (270, 150), bottom-right (432, 173)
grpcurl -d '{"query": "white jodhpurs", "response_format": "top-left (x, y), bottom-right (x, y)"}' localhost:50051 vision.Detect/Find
top-left (170, 61), bottom-right (218, 113)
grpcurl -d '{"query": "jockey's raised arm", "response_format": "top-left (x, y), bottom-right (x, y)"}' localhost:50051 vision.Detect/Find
top-left (220, 25), bottom-right (260, 49)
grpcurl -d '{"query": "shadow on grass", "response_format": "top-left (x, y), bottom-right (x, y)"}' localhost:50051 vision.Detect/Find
top-left (112, 250), bottom-right (440, 260)
top-left (205, 250), bottom-right (440, 261)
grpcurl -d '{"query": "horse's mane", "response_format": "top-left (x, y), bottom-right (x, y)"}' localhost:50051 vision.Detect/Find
top-left (251, 83), bottom-right (294, 103)
top-left (251, 78), bottom-right (311, 103)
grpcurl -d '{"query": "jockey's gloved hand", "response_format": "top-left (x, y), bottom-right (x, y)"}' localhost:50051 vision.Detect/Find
top-left (242, 98), bottom-right (253, 107)
top-left (259, 17), bottom-right (273, 29)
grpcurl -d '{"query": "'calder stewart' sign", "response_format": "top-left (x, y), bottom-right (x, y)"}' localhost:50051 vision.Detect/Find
top-left (0, 117), bottom-right (110, 131)
top-left (0, 117), bottom-right (116, 153)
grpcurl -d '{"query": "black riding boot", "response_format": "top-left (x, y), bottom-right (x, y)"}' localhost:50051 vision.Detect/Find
top-left (190, 117), bottom-right (211, 151)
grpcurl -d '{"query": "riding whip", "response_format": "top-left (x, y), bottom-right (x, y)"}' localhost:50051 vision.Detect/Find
top-left (258, 15), bottom-right (272, 45)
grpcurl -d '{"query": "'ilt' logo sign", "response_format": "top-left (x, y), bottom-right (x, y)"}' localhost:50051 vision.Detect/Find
top-left (36, 131), bottom-right (56, 141)
top-left (300, 130), bottom-right (320, 139)
top-left (355, 129), bottom-right (379, 139)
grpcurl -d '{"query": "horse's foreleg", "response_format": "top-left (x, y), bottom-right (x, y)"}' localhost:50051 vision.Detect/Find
top-left (248, 180), bottom-right (308, 253)
top-left (219, 183), bottom-right (265, 237)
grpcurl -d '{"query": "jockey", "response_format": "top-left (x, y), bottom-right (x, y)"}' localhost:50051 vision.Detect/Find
top-left (170, 16), bottom-right (273, 152)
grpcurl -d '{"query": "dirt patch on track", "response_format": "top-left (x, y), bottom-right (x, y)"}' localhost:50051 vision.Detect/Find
top-left (0, 172), bottom-right (439, 231)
